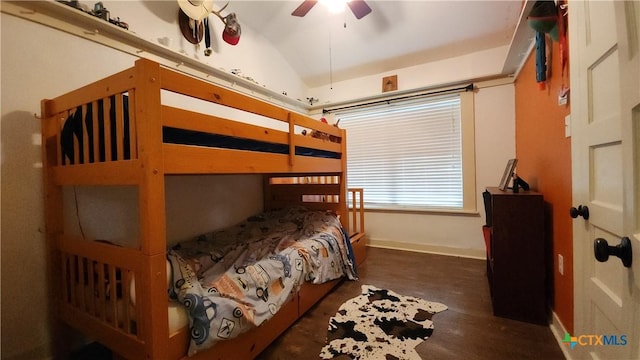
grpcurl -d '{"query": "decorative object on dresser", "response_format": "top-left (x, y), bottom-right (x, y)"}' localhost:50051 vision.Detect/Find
top-left (498, 158), bottom-right (518, 191)
top-left (320, 285), bottom-right (447, 359)
top-left (482, 187), bottom-right (546, 325)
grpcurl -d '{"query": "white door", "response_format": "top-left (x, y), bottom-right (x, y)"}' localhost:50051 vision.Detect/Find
top-left (570, 1), bottom-right (640, 359)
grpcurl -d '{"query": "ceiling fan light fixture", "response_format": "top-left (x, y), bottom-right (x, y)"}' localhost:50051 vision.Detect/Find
top-left (319, 0), bottom-right (347, 14)
top-left (292, 0), bottom-right (370, 19)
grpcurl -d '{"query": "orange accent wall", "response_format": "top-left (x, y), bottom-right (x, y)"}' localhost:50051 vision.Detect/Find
top-left (514, 37), bottom-right (573, 333)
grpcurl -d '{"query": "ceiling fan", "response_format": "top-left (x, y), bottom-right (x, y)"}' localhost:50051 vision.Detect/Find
top-left (291, 0), bottom-right (372, 19)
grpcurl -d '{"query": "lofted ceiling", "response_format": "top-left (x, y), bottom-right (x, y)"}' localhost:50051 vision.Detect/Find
top-left (223, 0), bottom-right (527, 88)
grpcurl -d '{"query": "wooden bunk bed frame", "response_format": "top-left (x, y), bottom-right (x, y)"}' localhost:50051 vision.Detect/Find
top-left (41, 58), bottom-right (366, 360)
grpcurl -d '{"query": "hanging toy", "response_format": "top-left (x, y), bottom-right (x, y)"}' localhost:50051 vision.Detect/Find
top-left (535, 31), bottom-right (547, 90)
top-left (528, 0), bottom-right (559, 90)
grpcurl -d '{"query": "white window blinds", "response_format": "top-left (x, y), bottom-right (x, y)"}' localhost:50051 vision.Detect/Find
top-left (336, 93), bottom-right (464, 210)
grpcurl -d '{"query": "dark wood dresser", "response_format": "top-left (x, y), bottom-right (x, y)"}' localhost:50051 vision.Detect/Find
top-left (483, 187), bottom-right (546, 324)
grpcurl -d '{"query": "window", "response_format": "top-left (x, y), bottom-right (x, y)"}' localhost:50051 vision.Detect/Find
top-left (334, 90), bottom-right (476, 212)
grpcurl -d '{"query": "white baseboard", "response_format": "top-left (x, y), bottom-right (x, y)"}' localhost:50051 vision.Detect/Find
top-left (549, 310), bottom-right (571, 360)
top-left (368, 238), bottom-right (486, 260)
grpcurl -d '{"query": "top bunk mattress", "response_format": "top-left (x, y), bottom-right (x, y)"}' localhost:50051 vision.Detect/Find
top-left (162, 127), bottom-right (339, 159)
top-left (60, 95), bottom-right (340, 165)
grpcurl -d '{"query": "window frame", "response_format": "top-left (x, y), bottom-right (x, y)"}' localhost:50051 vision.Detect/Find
top-left (333, 89), bottom-right (477, 213)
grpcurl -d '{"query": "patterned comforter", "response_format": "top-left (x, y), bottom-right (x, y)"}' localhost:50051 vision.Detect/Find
top-left (167, 207), bottom-right (358, 356)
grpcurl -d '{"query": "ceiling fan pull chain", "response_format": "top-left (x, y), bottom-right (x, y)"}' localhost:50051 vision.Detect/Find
top-left (344, 9), bottom-right (347, 28)
top-left (329, 24), bottom-right (333, 90)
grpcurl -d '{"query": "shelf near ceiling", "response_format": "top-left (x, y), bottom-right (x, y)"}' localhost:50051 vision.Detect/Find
top-left (4, 0), bottom-right (538, 107)
top-left (1, 0), bottom-right (307, 111)
top-left (502, 0), bottom-right (536, 77)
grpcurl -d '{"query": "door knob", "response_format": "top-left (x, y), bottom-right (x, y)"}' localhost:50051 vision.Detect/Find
top-left (594, 237), bottom-right (632, 268)
top-left (570, 205), bottom-right (589, 220)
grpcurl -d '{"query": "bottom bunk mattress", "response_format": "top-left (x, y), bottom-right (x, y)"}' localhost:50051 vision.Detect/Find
top-left (166, 207), bottom-right (358, 355)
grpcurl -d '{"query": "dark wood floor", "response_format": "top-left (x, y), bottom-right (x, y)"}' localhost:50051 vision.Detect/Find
top-left (258, 247), bottom-right (565, 359)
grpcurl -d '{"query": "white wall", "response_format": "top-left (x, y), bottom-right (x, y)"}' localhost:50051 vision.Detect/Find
top-left (62, 175), bottom-right (263, 249)
top-left (0, 2), bottom-right (303, 358)
top-left (1, 16), bottom-right (131, 360)
top-left (1, 2), bottom-right (516, 359)
top-left (309, 46), bottom-right (511, 105)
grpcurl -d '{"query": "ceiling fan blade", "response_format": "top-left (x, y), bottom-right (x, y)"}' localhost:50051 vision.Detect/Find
top-left (292, 0), bottom-right (318, 17)
top-left (347, 0), bottom-right (372, 19)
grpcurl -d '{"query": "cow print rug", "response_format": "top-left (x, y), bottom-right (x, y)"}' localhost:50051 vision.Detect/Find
top-left (320, 285), bottom-right (447, 359)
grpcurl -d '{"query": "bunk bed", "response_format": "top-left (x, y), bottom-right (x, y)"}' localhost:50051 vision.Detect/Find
top-left (41, 58), bottom-right (367, 360)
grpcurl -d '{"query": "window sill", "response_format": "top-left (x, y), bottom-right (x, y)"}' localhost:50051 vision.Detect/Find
top-left (359, 205), bottom-right (480, 216)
